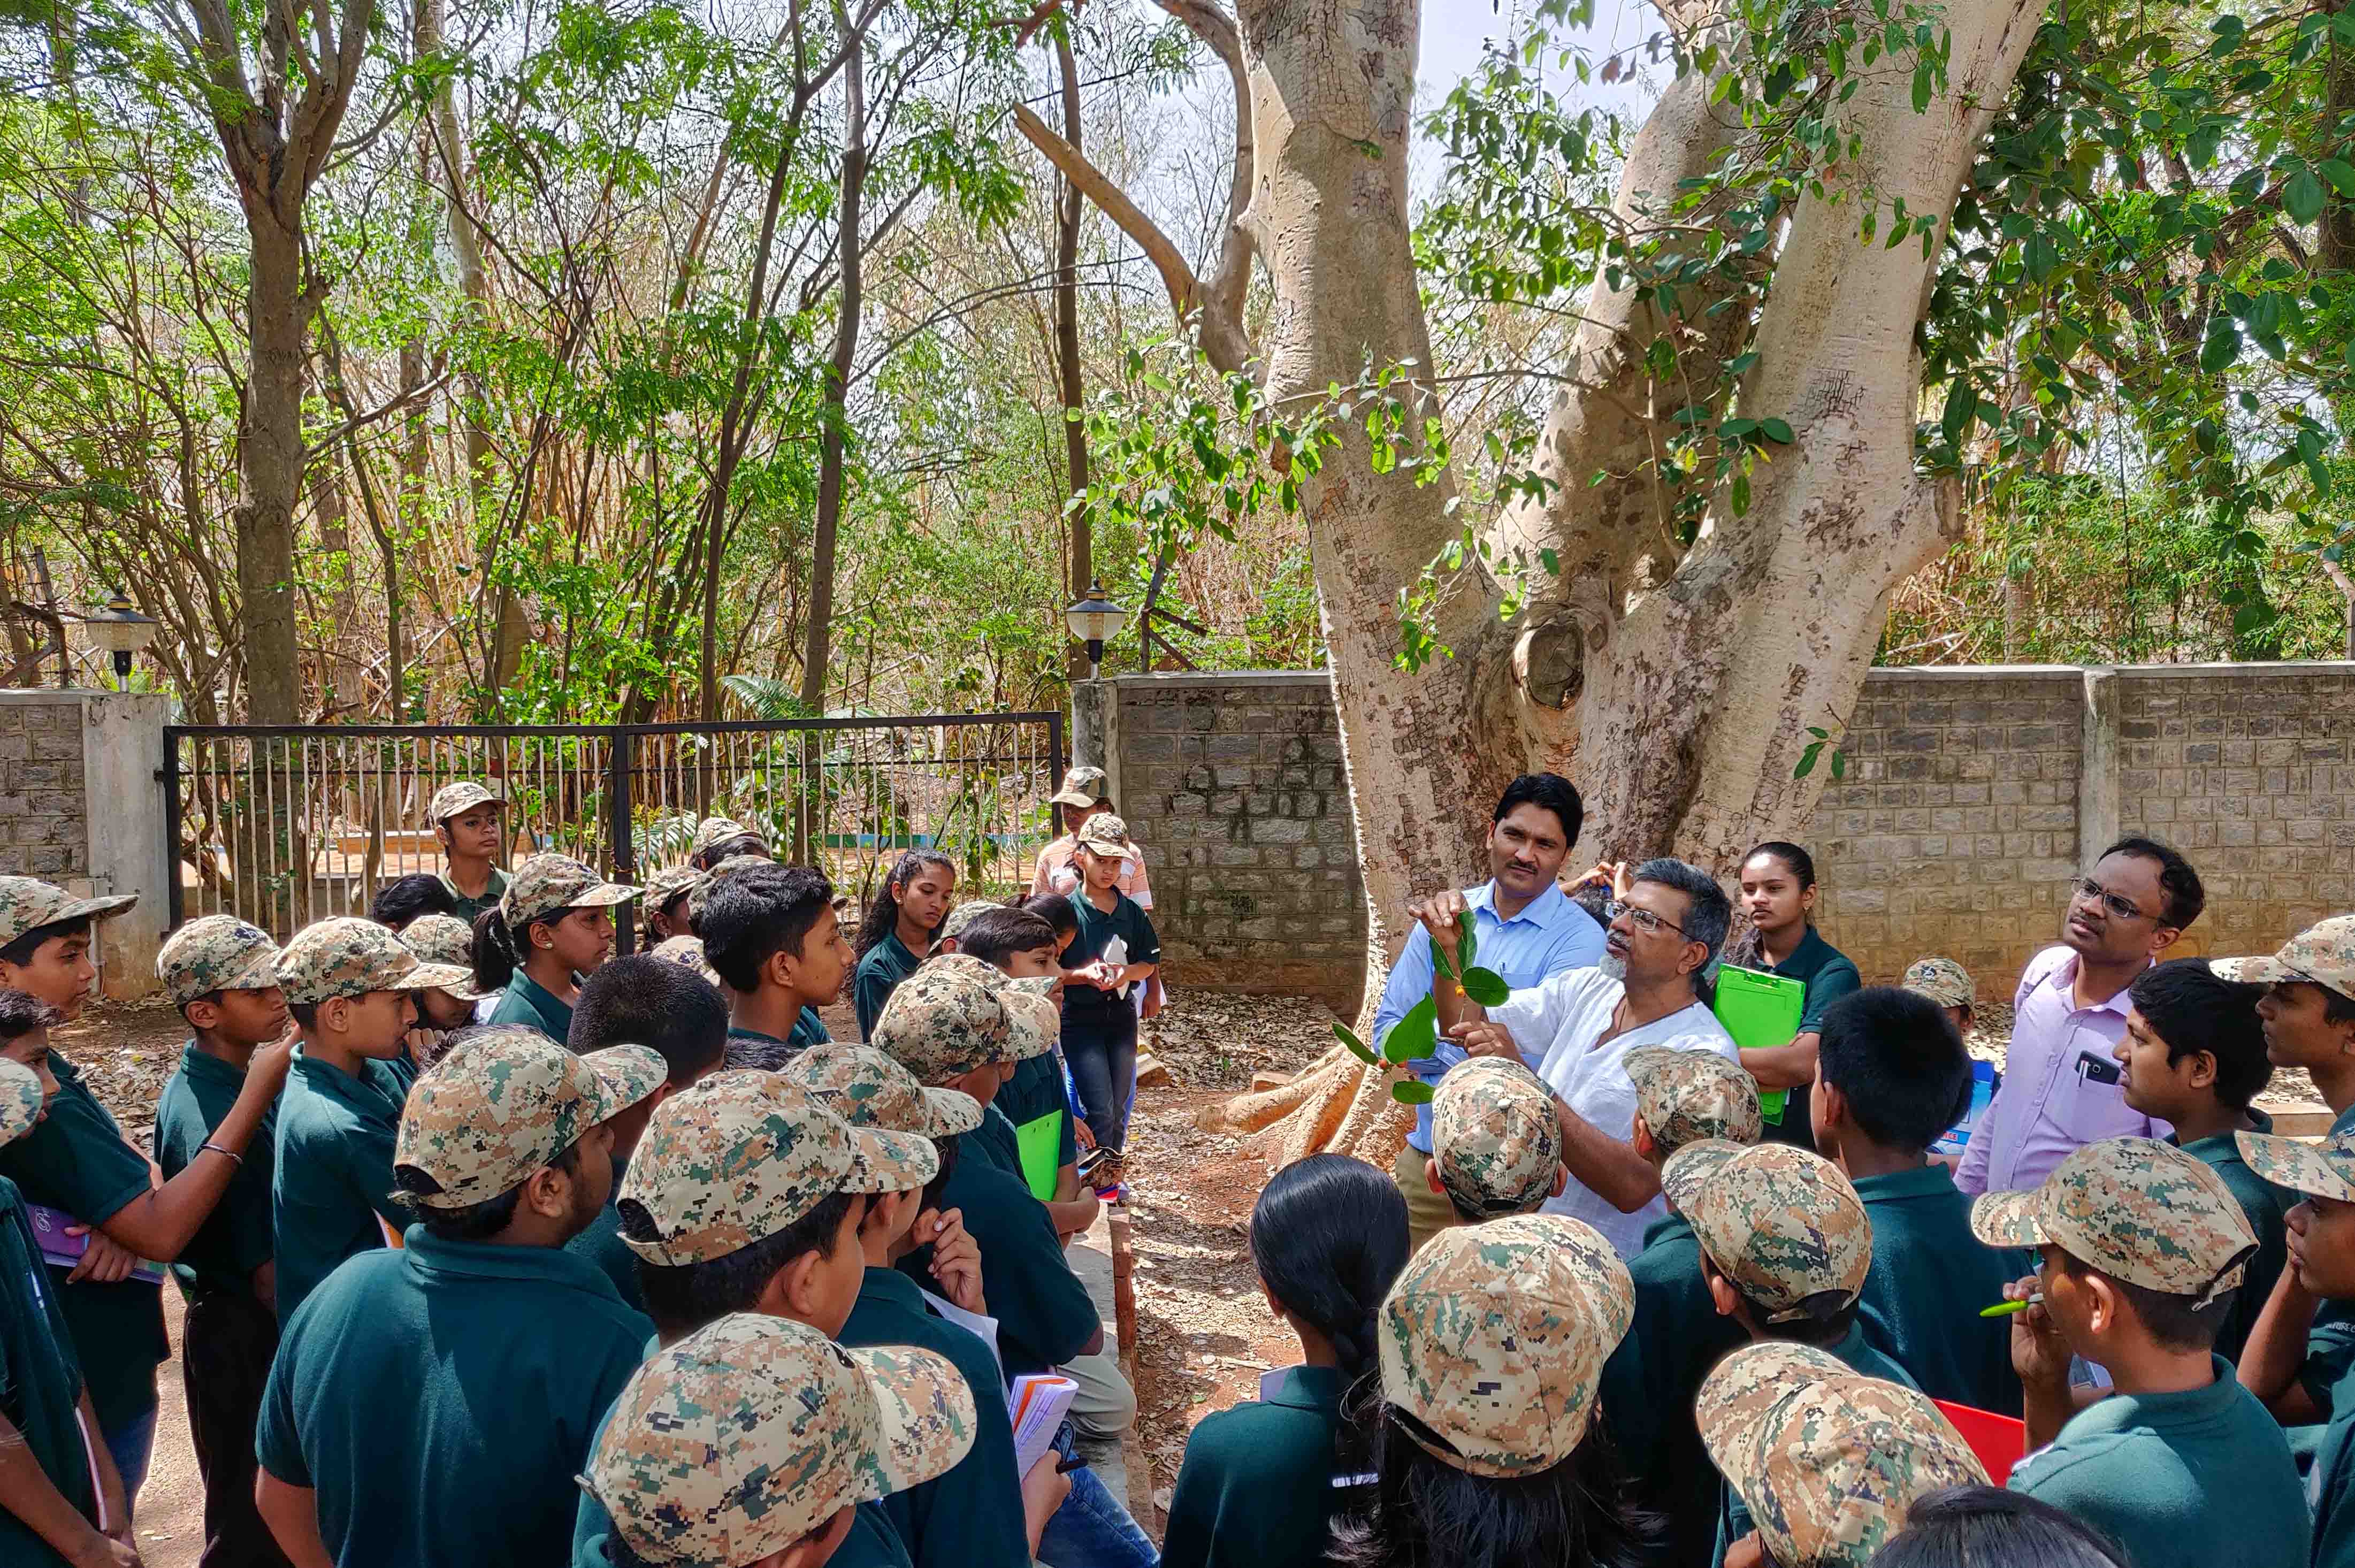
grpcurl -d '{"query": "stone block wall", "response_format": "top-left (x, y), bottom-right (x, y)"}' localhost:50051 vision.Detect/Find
top-left (0, 693), bottom-right (91, 878)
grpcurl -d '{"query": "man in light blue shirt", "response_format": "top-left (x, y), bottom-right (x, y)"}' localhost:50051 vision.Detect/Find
top-left (1372, 774), bottom-right (1604, 1251)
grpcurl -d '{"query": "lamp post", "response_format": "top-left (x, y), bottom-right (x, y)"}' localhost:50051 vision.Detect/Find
top-left (1062, 580), bottom-right (1129, 680)
top-left (1063, 580), bottom-right (1128, 772)
top-left (82, 591), bottom-right (158, 689)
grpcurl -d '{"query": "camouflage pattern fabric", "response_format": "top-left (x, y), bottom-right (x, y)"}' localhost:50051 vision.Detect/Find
top-left (870, 959), bottom-right (1038, 1084)
top-left (500, 853), bottom-right (637, 931)
top-left (0, 876), bottom-right (136, 950)
top-left (1049, 766), bottom-right (1109, 809)
top-left (683, 854), bottom-right (778, 928)
top-left (1899, 957), bottom-right (1976, 1010)
top-left (2239, 1125), bottom-right (2355, 1204)
top-left (1072, 812), bottom-right (1139, 860)
top-left (641, 864), bottom-right (702, 913)
top-left (1625, 1043), bottom-right (1764, 1155)
top-left (585, 1312), bottom-right (975, 1568)
top-left (775, 1042), bottom-right (983, 1139)
top-left (1969, 1136), bottom-right (2257, 1305)
top-left (1661, 1138), bottom-right (1748, 1215)
top-left (583, 1044), bottom-right (670, 1114)
top-left (2214, 914), bottom-right (2355, 999)
top-left (1685, 1143), bottom-right (1874, 1320)
top-left (276, 916), bottom-right (471, 1005)
top-left (395, 914), bottom-right (494, 1001)
top-left (0, 1057), bottom-right (42, 1148)
top-left (1430, 1055), bottom-right (1563, 1217)
top-left (689, 817), bottom-right (761, 861)
top-left (157, 915), bottom-right (281, 1005)
top-left (937, 901), bottom-right (999, 946)
top-left (393, 1026), bottom-right (613, 1207)
top-left (1699, 1345), bottom-right (1988, 1568)
top-left (1379, 1213), bottom-right (1634, 1478)
top-left (649, 934), bottom-right (720, 986)
top-left (428, 781), bottom-right (503, 822)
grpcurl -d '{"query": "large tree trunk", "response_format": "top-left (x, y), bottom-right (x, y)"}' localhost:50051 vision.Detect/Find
top-left (797, 21), bottom-right (866, 716)
top-left (1053, 32), bottom-right (1090, 600)
top-left (235, 215), bottom-right (307, 723)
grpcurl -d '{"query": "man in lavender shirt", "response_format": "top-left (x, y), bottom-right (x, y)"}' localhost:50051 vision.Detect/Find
top-left (1955, 836), bottom-right (2205, 1196)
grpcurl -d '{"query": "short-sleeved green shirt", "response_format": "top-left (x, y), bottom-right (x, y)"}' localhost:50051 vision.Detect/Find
top-left (0, 1176), bottom-right (96, 1568)
top-left (2312, 1361), bottom-right (2355, 1568)
top-left (1061, 891), bottom-right (1159, 1030)
top-left (1162, 1364), bottom-right (1358, 1568)
top-left (722, 1011), bottom-right (829, 1072)
top-left (576, 1505), bottom-right (911, 1568)
top-left (900, 1126), bottom-right (1097, 1379)
top-left (2009, 1356), bottom-right (2304, 1568)
top-left (842, 1266), bottom-right (1029, 1568)
top-left (1717, 1325), bottom-right (1917, 1562)
top-left (563, 1154), bottom-right (646, 1315)
top-left (153, 1041), bottom-right (277, 1302)
top-left (993, 1053), bottom-right (1077, 1185)
top-left (271, 1046), bottom-right (413, 1325)
top-left (0, 1048), bottom-right (167, 1431)
top-left (2169, 1117), bottom-right (2291, 1368)
top-left (257, 1225), bottom-right (653, 1567)
top-left (855, 934), bottom-right (922, 1041)
top-left (1599, 1213), bottom-right (1745, 1568)
top-left (1756, 927), bottom-right (1861, 1151)
top-left (485, 970), bottom-right (572, 1041)
top-left (438, 866), bottom-right (508, 929)
top-left (1852, 1163), bottom-right (2023, 1415)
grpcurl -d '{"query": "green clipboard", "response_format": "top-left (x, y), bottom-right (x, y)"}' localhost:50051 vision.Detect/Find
top-left (1014, 1111), bottom-right (1064, 1202)
top-left (1711, 965), bottom-right (1807, 1123)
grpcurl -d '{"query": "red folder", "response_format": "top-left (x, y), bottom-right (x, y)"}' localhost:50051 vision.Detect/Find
top-left (1933, 1398), bottom-right (2027, 1486)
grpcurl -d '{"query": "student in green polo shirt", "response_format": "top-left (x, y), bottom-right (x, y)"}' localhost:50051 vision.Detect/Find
top-left (1421, 1055), bottom-right (1568, 1225)
top-left (1596, 1046), bottom-right (1761, 1568)
top-left (1724, 842), bottom-right (1861, 1152)
top-left (2236, 1122), bottom-right (2355, 1568)
top-left (578, 1066), bottom-right (941, 1568)
top-left (962, 906), bottom-right (1098, 1238)
top-left (270, 916), bottom-right (473, 1325)
top-left (1975, 1137), bottom-right (2303, 1568)
top-left (474, 853), bottom-right (638, 1041)
top-left (563, 954), bottom-right (731, 1312)
top-left (785, 1042), bottom-right (1068, 1568)
top-left (1164, 1155), bottom-right (1408, 1568)
top-left (152, 916), bottom-right (299, 1568)
top-left (637, 863), bottom-right (700, 943)
top-left (1812, 986), bottom-right (2022, 1416)
top-left (0, 879), bottom-right (289, 1508)
top-left (0, 1056), bottom-right (134, 1568)
top-left (687, 814), bottom-right (769, 871)
top-left (701, 861), bottom-right (850, 1069)
top-left (427, 781), bottom-right (510, 925)
top-left (852, 850), bottom-right (957, 1039)
top-left (1057, 814), bottom-right (1159, 1188)
top-left (2113, 958), bottom-right (2289, 1366)
top-left (393, 912), bottom-right (495, 1071)
top-left (257, 1027), bottom-right (652, 1568)
top-left (579, 1313), bottom-right (976, 1568)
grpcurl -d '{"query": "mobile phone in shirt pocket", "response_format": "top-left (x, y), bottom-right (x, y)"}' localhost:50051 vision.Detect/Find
top-left (2051, 1049), bottom-right (2143, 1142)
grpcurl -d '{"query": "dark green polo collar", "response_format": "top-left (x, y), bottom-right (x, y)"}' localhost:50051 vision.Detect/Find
top-left (504, 972), bottom-right (573, 1037)
top-left (1642, 1212), bottom-right (1695, 1251)
top-left (292, 1044), bottom-right (404, 1116)
top-left (1261, 1364), bottom-right (1348, 1414)
top-left (398, 1224), bottom-right (629, 1299)
top-left (175, 1039), bottom-right (251, 1094)
top-left (1849, 1164), bottom-right (1963, 1204)
top-left (2170, 1107), bottom-right (2273, 1160)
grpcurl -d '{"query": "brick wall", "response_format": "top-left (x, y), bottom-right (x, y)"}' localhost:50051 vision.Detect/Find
top-left (1110, 662), bottom-right (2355, 1013)
top-left (0, 693), bottom-right (90, 878)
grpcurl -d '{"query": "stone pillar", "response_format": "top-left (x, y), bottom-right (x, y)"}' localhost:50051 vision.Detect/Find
top-left (2077, 666), bottom-right (2121, 872)
top-left (1071, 678), bottom-right (1109, 771)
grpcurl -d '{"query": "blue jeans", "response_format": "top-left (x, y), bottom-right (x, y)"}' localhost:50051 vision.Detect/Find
top-left (1037, 1459), bottom-right (1158, 1568)
top-left (1064, 1008), bottom-right (1139, 1154)
top-left (104, 1403), bottom-right (158, 1510)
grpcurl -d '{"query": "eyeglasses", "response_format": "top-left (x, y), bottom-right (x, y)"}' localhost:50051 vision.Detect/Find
top-left (2070, 877), bottom-right (2160, 924)
top-left (1604, 899), bottom-right (1685, 938)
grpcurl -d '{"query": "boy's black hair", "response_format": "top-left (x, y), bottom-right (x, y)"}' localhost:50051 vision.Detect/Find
top-left (2100, 835), bottom-right (2205, 929)
top-left (394, 1137), bottom-right (588, 1243)
top-left (1493, 774), bottom-right (1584, 849)
top-left (1815, 987), bottom-right (1972, 1154)
top-left (919, 1135), bottom-right (959, 1213)
top-left (0, 987), bottom-right (62, 1040)
top-left (624, 1190), bottom-right (858, 1335)
top-left (1018, 893), bottom-right (1079, 938)
top-left (288, 1000), bottom-right (320, 1030)
top-left (2050, 1248), bottom-right (2234, 1353)
top-left (371, 873), bottom-right (458, 931)
top-left (1871, 1485), bottom-right (2131, 1568)
top-left (569, 954), bottom-right (729, 1085)
top-left (2327, 984), bottom-right (2355, 1028)
top-left (2128, 958), bottom-right (2272, 1111)
top-left (959, 906), bottom-right (1058, 969)
top-left (699, 863), bottom-right (836, 992)
top-left (0, 915), bottom-right (91, 970)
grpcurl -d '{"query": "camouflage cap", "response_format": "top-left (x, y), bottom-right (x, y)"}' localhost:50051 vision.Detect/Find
top-left (1073, 812), bottom-right (1138, 859)
top-left (1626, 1044), bottom-right (1763, 1155)
top-left (649, 933), bottom-right (721, 986)
top-left (1685, 1144), bottom-right (1874, 1320)
top-left (394, 1027), bottom-right (613, 1208)
top-left (1429, 1057), bottom-right (1562, 1217)
top-left (682, 854), bottom-right (777, 929)
top-left (2238, 1125), bottom-right (2355, 1203)
top-left (937, 901), bottom-right (999, 946)
top-left (1001, 988), bottom-right (1060, 1060)
top-left (395, 914), bottom-right (494, 1001)
top-left (1899, 957), bottom-right (1976, 1010)
top-left (501, 853), bottom-right (638, 931)
top-left (776, 1042), bottom-right (984, 1141)
top-left (619, 1073), bottom-right (932, 1265)
top-left (0, 1058), bottom-right (42, 1149)
top-left (583, 1044), bottom-right (670, 1115)
top-left (871, 959), bottom-right (1036, 1083)
top-left (586, 1312), bottom-right (975, 1568)
top-left (641, 864), bottom-right (701, 913)
top-left (428, 781), bottom-right (504, 822)
top-left (277, 916), bottom-right (472, 1006)
top-left (1379, 1213), bottom-right (1634, 1478)
top-left (1660, 1138), bottom-right (1748, 1214)
top-left (2213, 914), bottom-right (2355, 1000)
top-left (0, 876), bottom-right (136, 950)
top-left (689, 816), bottom-right (762, 860)
top-left (156, 916), bottom-right (281, 1005)
top-left (1969, 1137), bottom-right (2257, 1305)
top-left (1699, 1347), bottom-right (1988, 1568)
top-left (1049, 766), bottom-right (1110, 810)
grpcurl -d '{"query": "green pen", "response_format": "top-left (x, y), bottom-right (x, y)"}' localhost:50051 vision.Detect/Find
top-left (1979, 1293), bottom-right (2045, 1318)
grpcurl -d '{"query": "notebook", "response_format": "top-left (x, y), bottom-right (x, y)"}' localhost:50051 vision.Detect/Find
top-left (27, 1204), bottom-right (166, 1285)
top-left (1008, 1373), bottom-right (1079, 1476)
top-left (1710, 966), bottom-right (1808, 1123)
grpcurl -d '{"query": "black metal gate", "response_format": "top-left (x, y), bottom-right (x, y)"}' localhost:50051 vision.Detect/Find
top-left (161, 712), bottom-right (1065, 946)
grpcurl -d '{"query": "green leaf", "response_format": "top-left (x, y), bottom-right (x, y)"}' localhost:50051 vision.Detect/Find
top-left (1795, 740), bottom-right (1825, 779)
top-left (1830, 748), bottom-right (1846, 781)
top-left (1760, 418), bottom-right (1794, 445)
top-left (1383, 996), bottom-right (1439, 1063)
top-left (2323, 159), bottom-right (2355, 197)
top-left (2200, 319), bottom-right (2241, 373)
top-left (1390, 1080), bottom-right (1435, 1106)
top-left (1333, 1022), bottom-right (1380, 1067)
top-left (1461, 966), bottom-right (1510, 1006)
top-left (2288, 170), bottom-right (2326, 226)
top-left (1457, 909), bottom-right (1479, 974)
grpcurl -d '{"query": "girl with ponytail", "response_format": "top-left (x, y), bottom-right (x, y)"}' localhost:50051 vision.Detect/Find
top-left (472, 853), bottom-right (639, 1040)
top-left (850, 850), bottom-right (957, 1037)
top-left (1160, 1154), bottom-right (1410, 1568)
